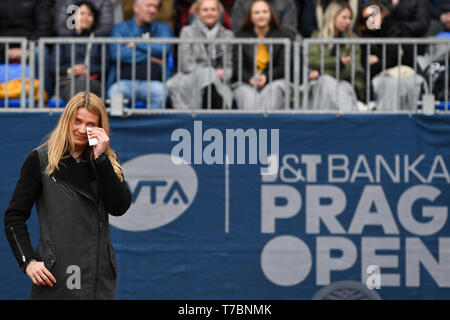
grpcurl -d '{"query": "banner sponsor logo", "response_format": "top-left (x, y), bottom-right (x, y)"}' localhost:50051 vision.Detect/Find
top-left (110, 154), bottom-right (198, 231)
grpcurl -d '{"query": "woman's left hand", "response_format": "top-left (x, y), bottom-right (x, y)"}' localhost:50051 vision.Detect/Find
top-left (87, 127), bottom-right (110, 159)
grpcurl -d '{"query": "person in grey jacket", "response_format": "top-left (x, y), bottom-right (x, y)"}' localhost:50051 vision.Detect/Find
top-left (4, 92), bottom-right (131, 299)
top-left (167, 0), bottom-right (234, 109)
top-left (56, 0), bottom-right (114, 36)
top-left (231, 0), bottom-right (298, 39)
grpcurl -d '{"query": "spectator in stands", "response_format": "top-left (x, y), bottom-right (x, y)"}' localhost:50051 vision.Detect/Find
top-left (307, 1), bottom-right (364, 110)
top-left (107, 0), bottom-right (174, 109)
top-left (231, 0), bottom-right (298, 40)
top-left (357, 1), bottom-right (426, 110)
top-left (54, 0), bottom-right (103, 102)
top-left (427, 0), bottom-right (450, 36)
top-left (167, 0), bottom-right (233, 109)
top-left (357, 1), bottom-right (402, 81)
top-left (57, 0), bottom-right (114, 36)
top-left (315, 0), bottom-right (363, 34)
top-left (376, 0), bottom-right (429, 38)
top-left (0, 0), bottom-right (54, 98)
top-left (232, 0), bottom-right (290, 110)
top-left (419, 3), bottom-right (450, 103)
top-left (175, 0), bottom-right (233, 34)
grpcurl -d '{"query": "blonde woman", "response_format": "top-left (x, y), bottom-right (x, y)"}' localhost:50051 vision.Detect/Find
top-left (167, 0), bottom-right (234, 109)
top-left (308, 1), bottom-right (364, 110)
top-left (4, 92), bottom-right (131, 299)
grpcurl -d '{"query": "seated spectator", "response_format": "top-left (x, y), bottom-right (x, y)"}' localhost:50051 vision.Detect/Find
top-left (357, 1), bottom-right (426, 110)
top-left (232, 0), bottom-right (290, 110)
top-left (376, 0), bottom-right (429, 38)
top-left (107, 0), bottom-right (174, 109)
top-left (56, 0), bottom-right (113, 36)
top-left (175, 0), bottom-right (233, 34)
top-left (232, 0), bottom-right (298, 40)
top-left (427, 0), bottom-right (450, 36)
top-left (419, 3), bottom-right (450, 103)
top-left (308, 1), bottom-right (364, 111)
top-left (0, 0), bottom-right (53, 97)
top-left (313, 0), bottom-right (363, 35)
top-left (54, 0), bottom-right (102, 102)
top-left (167, 0), bottom-right (233, 109)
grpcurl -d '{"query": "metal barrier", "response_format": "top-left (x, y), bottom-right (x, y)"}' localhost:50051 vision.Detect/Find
top-left (37, 37), bottom-right (291, 112)
top-left (0, 37), bottom-right (449, 113)
top-left (299, 38), bottom-right (450, 113)
top-left (0, 38), bottom-right (29, 109)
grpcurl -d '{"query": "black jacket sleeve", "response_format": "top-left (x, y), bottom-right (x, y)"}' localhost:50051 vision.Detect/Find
top-left (93, 153), bottom-right (131, 217)
top-left (4, 150), bottom-right (41, 272)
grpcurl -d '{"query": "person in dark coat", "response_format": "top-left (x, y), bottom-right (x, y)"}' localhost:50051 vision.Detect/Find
top-left (376, 0), bottom-right (430, 37)
top-left (0, 0), bottom-right (54, 96)
top-left (54, 0), bottom-right (103, 102)
top-left (356, 1), bottom-right (404, 81)
top-left (3, 92), bottom-right (132, 299)
top-left (56, 0), bottom-right (113, 36)
top-left (231, 0), bottom-right (298, 39)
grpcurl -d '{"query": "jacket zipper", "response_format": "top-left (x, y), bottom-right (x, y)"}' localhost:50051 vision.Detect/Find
top-left (94, 218), bottom-right (102, 299)
top-left (51, 176), bottom-right (99, 210)
top-left (52, 175), bottom-right (102, 298)
top-left (10, 226), bottom-right (26, 265)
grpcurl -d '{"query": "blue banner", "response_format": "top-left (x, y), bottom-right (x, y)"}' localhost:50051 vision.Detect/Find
top-left (1, 113), bottom-right (449, 299)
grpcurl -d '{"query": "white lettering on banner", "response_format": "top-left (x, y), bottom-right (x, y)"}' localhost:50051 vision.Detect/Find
top-left (306, 185), bottom-right (346, 234)
top-left (261, 185), bottom-right (301, 234)
top-left (328, 155), bottom-right (350, 183)
top-left (260, 236), bottom-right (450, 287)
top-left (350, 155), bottom-right (375, 183)
top-left (316, 237), bottom-right (357, 285)
top-left (397, 185), bottom-right (447, 236)
top-left (258, 153), bottom-right (449, 288)
top-left (348, 186), bottom-right (399, 235)
top-left (261, 236), bottom-right (312, 286)
top-left (406, 238), bottom-right (450, 287)
top-left (170, 120), bottom-right (280, 175)
top-left (362, 238), bottom-right (400, 287)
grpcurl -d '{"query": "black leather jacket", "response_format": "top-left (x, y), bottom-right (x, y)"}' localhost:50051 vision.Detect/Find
top-left (4, 146), bottom-right (131, 299)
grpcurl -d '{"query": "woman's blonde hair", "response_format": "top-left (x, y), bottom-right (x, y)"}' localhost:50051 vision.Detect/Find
top-left (318, 1), bottom-right (354, 39)
top-left (40, 92), bottom-right (124, 181)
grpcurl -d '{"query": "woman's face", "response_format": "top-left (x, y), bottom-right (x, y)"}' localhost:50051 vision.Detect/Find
top-left (71, 108), bottom-right (99, 151)
top-left (77, 4), bottom-right (95, 31)
top-left (250, 1), bottom-right (271, 29)
top-left (334, 8), bottom-right (352, 34)
top-left (198, 0), bottom-right (220, 27)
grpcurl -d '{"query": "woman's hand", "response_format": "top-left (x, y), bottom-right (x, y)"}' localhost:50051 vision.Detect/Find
top-left (73, 64), bottom-right (87, 76)
top-left (216, 69), bottom-right (225, 80)
top-left (309, 70), bottom-right (320, 80)
top-left (26, 260), bottom-right (56, 287)
top-left (369, 55), bottom-right (380, 65)
top-left (87, 127), bottom-right (110, 159)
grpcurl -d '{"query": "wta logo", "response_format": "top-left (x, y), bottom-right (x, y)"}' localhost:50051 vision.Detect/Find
top-left (109, 154), bottom-right (198, 231)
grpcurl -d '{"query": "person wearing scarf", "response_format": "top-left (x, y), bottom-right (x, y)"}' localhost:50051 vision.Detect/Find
top-left (167, 0), bottom-right (234, 109)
